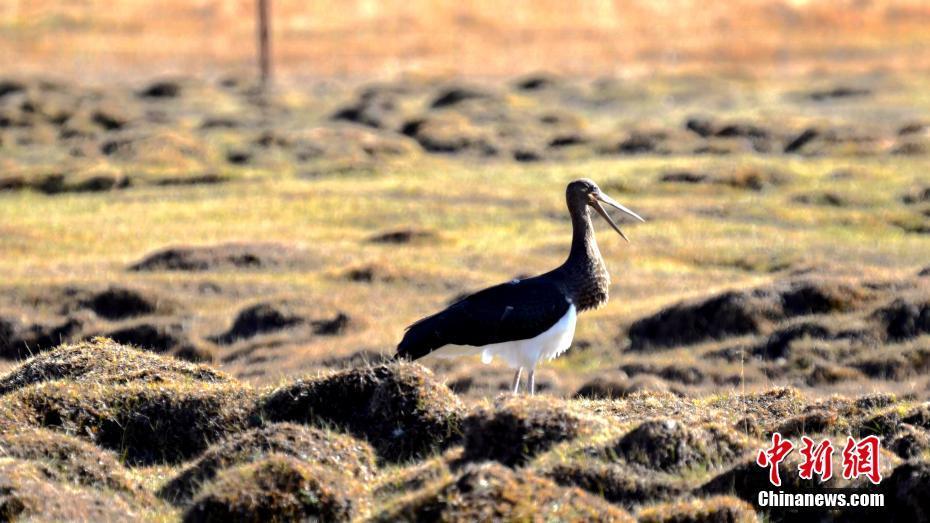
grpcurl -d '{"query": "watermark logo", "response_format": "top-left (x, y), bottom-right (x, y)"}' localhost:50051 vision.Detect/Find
top-left (756, 433), bottom-right (882, 486)
top-left (798, 436), bottom-right (833, 481)
top-left (756, 432), bottom-right (794, 486)
top-left (840, 435), bottom-right (882, 485)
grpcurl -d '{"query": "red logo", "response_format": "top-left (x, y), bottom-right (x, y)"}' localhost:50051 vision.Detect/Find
top-left (757, 434), bottom-right (882, 486)
top-left (756, 432), bottom-right (794, 486)
top-left (841, 435), bottom-right (882, 484)
top-left (798, 436), bottom-right (834, 481)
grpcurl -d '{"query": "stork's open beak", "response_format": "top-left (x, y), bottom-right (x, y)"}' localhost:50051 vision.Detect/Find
top-left (590, 192), bottom-right (645, 242)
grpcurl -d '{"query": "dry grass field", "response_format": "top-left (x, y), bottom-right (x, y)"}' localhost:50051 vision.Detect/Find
top-left (4, 0), bottom-right (930, 78)
top-left (1, 0), bottom-right (930, 521)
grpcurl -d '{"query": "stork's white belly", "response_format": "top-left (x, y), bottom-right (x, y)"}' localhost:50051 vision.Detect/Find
top-left (426, 305), bottom-right (577, 369)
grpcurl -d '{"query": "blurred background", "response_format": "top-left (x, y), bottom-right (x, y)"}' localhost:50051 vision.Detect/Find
top-left (3, 0), bottom-right (930, 80)
top-left (1, 0), bottom-right (929, 400)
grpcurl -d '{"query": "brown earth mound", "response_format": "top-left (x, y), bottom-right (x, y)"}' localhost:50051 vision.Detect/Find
top-left (0, 428), bottom-right (149, 501)
top-left (368, 228), bottom-right (440, 244)
top-left (138, 80), bottom-right (181, 98)
top-left (752, 321), bottom-right (833, 360)
top-left (100, 130), bottom-right (206, 167)
top-left (575, 373), bottom-right (671, 399)
top-left (888, 424), bottom-right (930, 459)
top-left (332, 88), bottom-right (405, 130)
top-left (210, 301), bottom-right (353, 344)
top-left (401, 113), bottom-right (497, 155)
top-left (628, 288), bottom-right (781, 350)
top-left (209, 302), bottom-right (303, 344)
top-left (105, 320), bottom-right (187, 352)
top-left (852, 341), bottom-right (930, 380)
top-left (183, 454), bottom-right (367, 523)
top-left (613, 419), bottom-right (753, 473)
top-left (260, 362), bottom-right (464, 461)
top-left (129, 242), bottom-right (305, 272)
top-left (0, 314), bottom-right (84, 359)
top-left (160, 422), bottom-right (377, 504)
top-left (541, 459), bottom-right (686, 507)
top-left (8, 379), bottom-right (256, 465)
top-left (0, 459), bottom-right (138, 521)
top-left (376, 461), bottom-right (634, 522)
top-left (902, 186), bottom-right (930, 205)
top-left (873, 298), bottom-right (930, 341)
top-left (430, 85), bottom-right (497, 109)
top-left (701, 454), bottom-right (811, 499)
top-left (462, 395), bottom-right (601, 466)
top-left (81, 286), bottom-right (159, 320)
top-left (372, 448), bottom-right (459, 500)
top-left (775, 409), bottom-right (839, 438)
top-left (0, 338), bottom-right (227, 395)
top-left (628, 279), bottom-right (871, 350)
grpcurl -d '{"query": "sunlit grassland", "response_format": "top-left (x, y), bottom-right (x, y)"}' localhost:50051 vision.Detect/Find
top-left (2, 149), bottom-right (927, 382)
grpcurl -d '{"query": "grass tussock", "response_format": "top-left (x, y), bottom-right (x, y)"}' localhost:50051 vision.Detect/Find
top-left (0, 342), bottom-right (924, 520)
top-left (260, 362), bottom-right (464, 462)
top-left (613, 419), bottom-right (753, 473)
top-left (160, 422), bottom-right (377, 504)
top-left (375, 461), bottom-right (634, 522)
top-left (0, 427), bottom-right (150, 502)
top-left (541, 459), bottom-right (687, 507)
top-left (0, 338), bottom-right (227, 395)
top-left (628, 279), bottom-right (873, 351)
top-left (0, 458), bottom-right (139, 521)
top-left (7, 378), bottom-right (257, 465)
top-left (183, 454), bottom-right (368, 523)
top-left (462, 395), bottom-right (604, 466)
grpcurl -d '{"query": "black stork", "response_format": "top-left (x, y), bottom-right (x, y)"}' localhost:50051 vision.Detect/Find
top-left (396, 179), bottom-right (644, 394)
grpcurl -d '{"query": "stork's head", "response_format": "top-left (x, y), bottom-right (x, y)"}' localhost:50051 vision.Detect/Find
top-left (566, 178), bottom-right (645, 241)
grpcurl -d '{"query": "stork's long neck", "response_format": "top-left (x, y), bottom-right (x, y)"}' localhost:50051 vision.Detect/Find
top-left (560, 204), bottom-right (610, 311)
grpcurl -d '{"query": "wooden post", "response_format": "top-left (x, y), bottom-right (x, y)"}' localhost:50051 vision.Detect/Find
top-left (257, 0), bottom-right (271, 89)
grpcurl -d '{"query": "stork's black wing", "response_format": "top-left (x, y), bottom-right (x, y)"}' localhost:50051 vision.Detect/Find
top-left (396, 277), bottom-right (570, 360)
